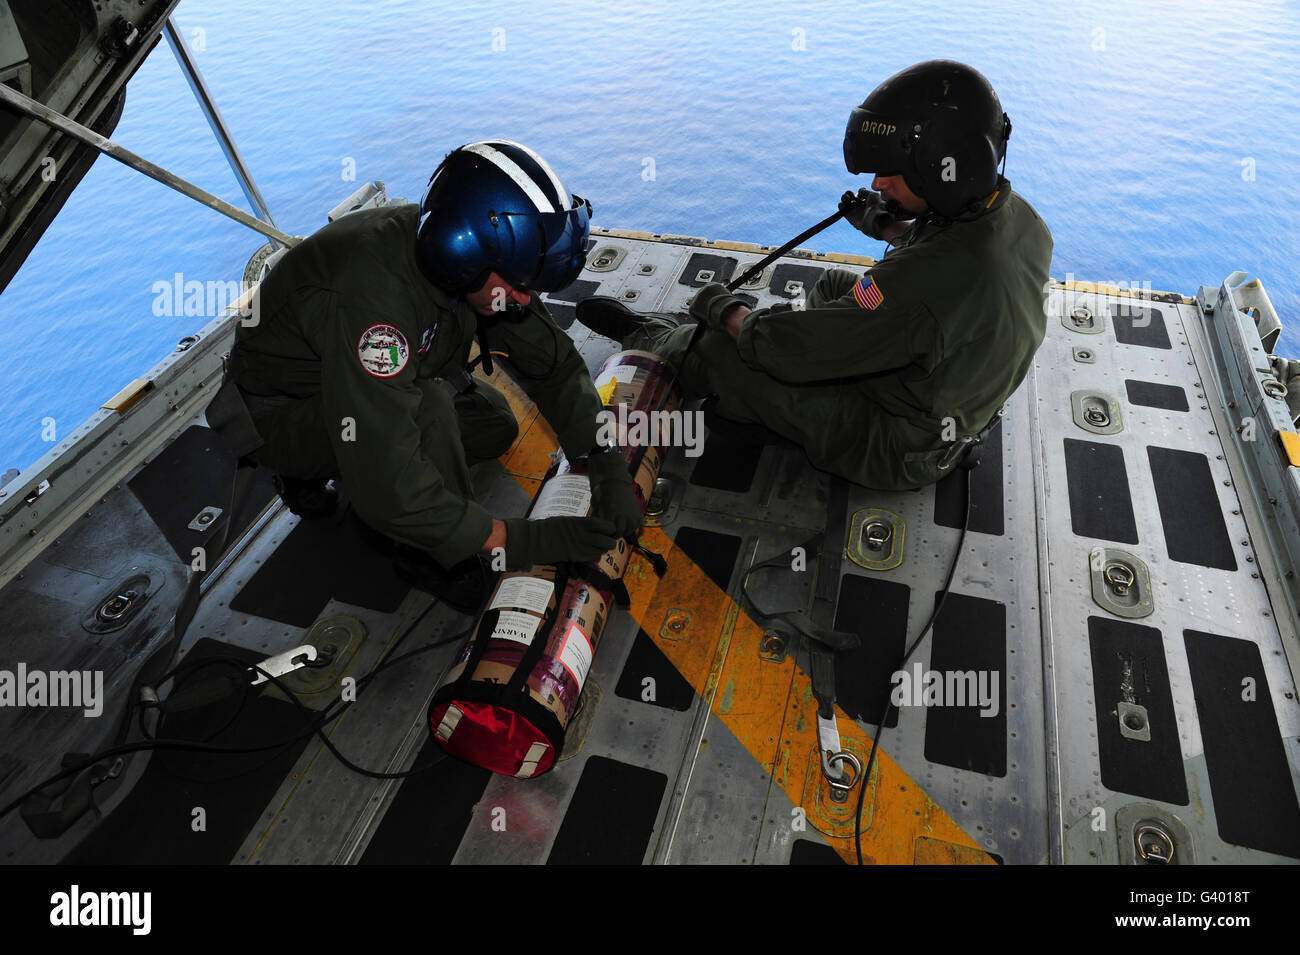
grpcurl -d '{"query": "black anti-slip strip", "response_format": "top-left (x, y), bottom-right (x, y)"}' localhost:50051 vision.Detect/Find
top-left (63, 639), bottom-right (313, 864)
top-left (129, 424), bottom-right (277, 562)
top-left (790, 839), bottom-right (846, 865)
top-left (542, 279), bottom-right (602, 330)
top-left (935, 418), bottom-right (1004, 535)
top-left (1086, 617), bottom-right (1188, 805)
top-left (922, 592), bottom-right (1007, 777)
top-left (677, 252), bottom-right (737, 288)
top-left (359, 735), bottom-right (491, 865)
top-left (689, 427), bottom-right (764, 493)
top-left (1063, 438), bottom-right (1139, 544)
top-left (547, 756), bottom-right (667, 864)
top-left (672, 527), bottom-right (742, 593)
top-left (832, 574), bottom-right (909, 728)
top-left (230, 506), bottom-right (411, 627)
top-left (1110, 303), bottom-right (1171, 349)
top-left (615, 628), bottom-right (697, 710)
top-left (1125, 379), bottom-right (1189, 413)
top-left (1146, 446), bottom-right (1237, 571)
top-left (768, 264), bottom-right (826, 299)
top-left (1184, 629), bottom-right (1300, 858)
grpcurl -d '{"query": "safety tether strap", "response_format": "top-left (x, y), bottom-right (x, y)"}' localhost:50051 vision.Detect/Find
top-left (739, 476), bottom-right (860, 797)
top-left (902, 407), bottom-right (1005, 469)
top-left (680, 208), bottom-right (846, 369)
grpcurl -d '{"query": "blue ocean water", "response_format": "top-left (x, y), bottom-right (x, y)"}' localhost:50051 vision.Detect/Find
top-left (2, 0), bottom-right (1298, 472)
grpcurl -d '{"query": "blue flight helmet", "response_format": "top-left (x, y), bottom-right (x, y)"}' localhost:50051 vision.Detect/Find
top-left (416, 140), bottom-right (592, 294)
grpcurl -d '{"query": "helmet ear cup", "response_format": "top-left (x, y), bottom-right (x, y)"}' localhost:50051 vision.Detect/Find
top-left (910, 117), bottom-right (999, 217)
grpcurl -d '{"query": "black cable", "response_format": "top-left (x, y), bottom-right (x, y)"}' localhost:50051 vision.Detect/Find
top-left (854, 464), bottom-right (972, 865)
top-left (1, 599), bottom-right (464, 823)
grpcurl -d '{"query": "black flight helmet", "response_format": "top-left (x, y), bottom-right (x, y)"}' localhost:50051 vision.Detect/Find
top-left (843, 60), bottom-right (1012, 219)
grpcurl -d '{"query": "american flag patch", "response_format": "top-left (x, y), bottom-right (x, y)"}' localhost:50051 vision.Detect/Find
top-left (853, 276), bottom-right (884, 310)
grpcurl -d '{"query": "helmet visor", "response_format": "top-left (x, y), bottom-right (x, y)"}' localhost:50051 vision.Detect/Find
top-left (843, 106), bottom-right (907, 176)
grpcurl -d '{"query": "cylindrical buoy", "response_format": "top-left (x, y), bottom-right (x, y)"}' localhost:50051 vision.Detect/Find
top-left (429, 349), bottom-right (678, 777)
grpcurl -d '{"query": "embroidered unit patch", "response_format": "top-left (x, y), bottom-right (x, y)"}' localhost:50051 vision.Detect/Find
top-left (357, 323), bottom-right (410, 378)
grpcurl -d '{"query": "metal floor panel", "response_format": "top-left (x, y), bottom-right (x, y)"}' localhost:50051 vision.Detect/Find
top-left (7, 227), bottom-right (1299, 867)
top-left (1038, 291), bottom-right (1300, 864)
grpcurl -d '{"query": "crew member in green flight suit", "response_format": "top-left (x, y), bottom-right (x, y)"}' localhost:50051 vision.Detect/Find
top-left (225, 140), bottom-right (640, 609)
top-left (575, 60), bottom-right (1053, 490)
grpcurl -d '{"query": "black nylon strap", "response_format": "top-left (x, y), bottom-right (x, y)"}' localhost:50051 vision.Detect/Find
top-left (738, 476), bottom-right (858, 723)
top-left (19, 754), bottom-right (109, 839)
top-left (679, 209), bottom-right (845, 368)
top-left (206, 376), bottom-right (265, 458)
top-left (902, 407), bottom-right (1004, 466)
top-left (118, 460), bottom-right (260, 743)
top-left (806, 477), bottom-right (851, 716)
top-left (740, 476), bottom-right (858, 660)
top-left (475, 324), bottom-right (494, 377)
top-left (504, 567), bottom-right (570, 698)
top-left (450, 607), bottom-right (503, 697)
top-left (430, 675), bottom-right (567, 753)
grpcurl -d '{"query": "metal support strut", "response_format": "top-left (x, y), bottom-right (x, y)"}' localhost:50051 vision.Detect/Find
top-left (0, 79), bottom-right (297, 249)
top-left (162, 16), bottom-right (281, 234)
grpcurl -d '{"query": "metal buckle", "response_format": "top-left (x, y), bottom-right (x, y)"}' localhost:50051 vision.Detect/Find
top-left (816, 713), bottom-right (862, 803)
top-left (1134, 823), bottom-right (1175, 864)
top-left (937, 435), bottom-right (974, 471)
top-left (821, 750), bottom-right (862, 803)
top-left (249, 644), bottom-right (318, 685)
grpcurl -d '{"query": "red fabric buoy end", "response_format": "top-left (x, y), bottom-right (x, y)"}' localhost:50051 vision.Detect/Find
top-left (430, 699), bottom-right (557, 778)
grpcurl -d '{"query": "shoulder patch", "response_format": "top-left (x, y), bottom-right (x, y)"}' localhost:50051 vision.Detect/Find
top-left (853, 276), bottom-right (884, 310)
top-left (357, 323), bottom-right (410, 378)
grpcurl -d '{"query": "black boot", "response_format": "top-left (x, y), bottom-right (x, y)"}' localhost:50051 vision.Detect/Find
top-left (574, 296), bottom-right (689, 346)
top-left (273, 474), bottom-right (339, 519)
top-left (391, 546), bottom-right (494, 613)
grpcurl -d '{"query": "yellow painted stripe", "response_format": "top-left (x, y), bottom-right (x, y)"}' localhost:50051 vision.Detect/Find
top-left (1279, 431), bottom-right (1300, 467)
top-left (481, 362), bottom-right (989, 866)
top-left (1050, 278), bottom-right (1191, 304)
top-left (101, 377), bottom-right (153, 413)
top-left (590, 226), bottom-right (877, 268)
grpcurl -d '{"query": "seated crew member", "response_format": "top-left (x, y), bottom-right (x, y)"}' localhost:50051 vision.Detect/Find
top-left (574, 60), bottom-right (1053, 490)
top-left (225, 140), bottom-right (640, 608)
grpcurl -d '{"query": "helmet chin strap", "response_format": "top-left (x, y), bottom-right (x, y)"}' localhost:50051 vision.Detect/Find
top-left (1000, 112), bottom-right (1012, 178)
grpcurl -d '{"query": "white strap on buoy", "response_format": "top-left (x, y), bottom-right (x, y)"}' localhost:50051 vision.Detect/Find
top-left (515, 742), bottom-right (551, 778)
top-left (436, 704), bottom-right (464, 742)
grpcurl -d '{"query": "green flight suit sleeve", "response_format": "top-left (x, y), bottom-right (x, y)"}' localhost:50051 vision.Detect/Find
top-left (697, 255), bottom-right (942, 385)
top-left (481, 300), bottom-right (603, 459)
top-left (308, 292), bottom-right (494, 567)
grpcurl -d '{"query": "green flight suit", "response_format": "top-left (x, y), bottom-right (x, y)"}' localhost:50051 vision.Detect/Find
top-left (639, 177), bottom-right (1053, 490)
top-left (228, 204), bottom-right (603, 566)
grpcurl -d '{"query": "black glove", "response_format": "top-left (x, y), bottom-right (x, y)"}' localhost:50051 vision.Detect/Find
top-left (689, 282), bottom-right (747, 331)
top-left (839, 188), bottom-right (899, 241)
top-left (504, 515), bottom-right (618, 570)
top-left (586, 448), bottom-right (641, 537)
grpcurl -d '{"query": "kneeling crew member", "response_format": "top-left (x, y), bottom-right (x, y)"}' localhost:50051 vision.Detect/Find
top-left (227, 140), bottom-right (640, 607)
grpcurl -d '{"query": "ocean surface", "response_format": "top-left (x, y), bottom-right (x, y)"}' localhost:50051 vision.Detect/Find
top-left (2, 0), bottom-right (1298, 472)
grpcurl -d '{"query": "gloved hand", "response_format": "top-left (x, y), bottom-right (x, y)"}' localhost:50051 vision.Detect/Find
top-left (586, 449), bottom-right (641, 537)
top-left (839, 188), bottom-right (898, 241)
top-left (689, 282), bottom-right (747, 331)
top-left (504, 515), bottom-right (618, 570)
